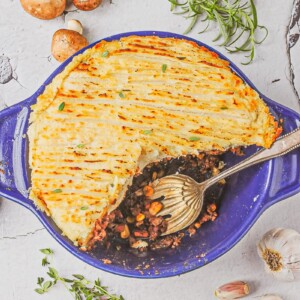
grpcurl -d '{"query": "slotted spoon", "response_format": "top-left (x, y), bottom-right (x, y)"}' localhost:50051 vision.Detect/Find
top-left (150, 127), bottom-right (300, 235)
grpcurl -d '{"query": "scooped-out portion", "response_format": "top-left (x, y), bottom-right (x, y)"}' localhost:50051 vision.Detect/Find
top-left (91, 151), bottom-right (228, 253)
top-left (27, 35), bottom-right (280, 250)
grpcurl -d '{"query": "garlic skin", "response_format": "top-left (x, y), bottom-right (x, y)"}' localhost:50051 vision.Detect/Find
top-left (257, 228), bottom-right (300, 281)
top-left (215, 281), bottom-right (249, 299)
top-left (258, 294), bottom-right (283, 300)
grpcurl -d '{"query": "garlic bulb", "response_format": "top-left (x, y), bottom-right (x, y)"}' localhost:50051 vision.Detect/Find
top-left (257, 228), bottom-right (300, 281)
top-left (258, 294), bottom-right (283, 300)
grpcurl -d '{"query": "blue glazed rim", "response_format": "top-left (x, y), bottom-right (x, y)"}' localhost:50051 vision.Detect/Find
top-left (0, 31), bottom-right (299, 278)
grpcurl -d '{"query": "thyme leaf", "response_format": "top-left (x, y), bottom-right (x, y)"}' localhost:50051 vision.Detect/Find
top-left (40, 248), bottom-right (54, 255)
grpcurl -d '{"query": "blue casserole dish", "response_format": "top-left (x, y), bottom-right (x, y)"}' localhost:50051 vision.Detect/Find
top-left (0, 31), bottom-right (299, 278)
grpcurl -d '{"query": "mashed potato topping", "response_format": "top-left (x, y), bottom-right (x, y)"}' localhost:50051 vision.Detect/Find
top-left (28, 36), bottom-right (279, 247)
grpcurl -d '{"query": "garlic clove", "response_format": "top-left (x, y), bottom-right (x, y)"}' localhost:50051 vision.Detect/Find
top-left (257, 228), bottom-right (300, 281)
top-left (215, 281), bottom-right (250, 299)
top-left (258, 294), bottom-right (283, 300)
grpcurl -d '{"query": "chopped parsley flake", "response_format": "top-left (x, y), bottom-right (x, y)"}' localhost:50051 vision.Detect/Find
top-left (77, 144), bottom-right (85, 148)
top-left (80, 206), bottom-right (88, 210)
top-left (162, 64), bottom-right (167, 73)
top-left (52, 189), bottom-right (62, 193)
top-left (119, 91), bottom-right (125, 98)
top-left (58, 102), bottom-right (65, 111)
top-left (101, 50), bottom-right (109, 57)
top-left (189, 136), bottom-right (200, 142)
top-left (142, 130), bottom-right (152, 135)
top-left (221, 106), bottom-right (228, 110)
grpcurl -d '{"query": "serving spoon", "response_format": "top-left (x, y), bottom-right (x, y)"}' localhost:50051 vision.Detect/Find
top-left (150, 127), bottom-right (300, 236)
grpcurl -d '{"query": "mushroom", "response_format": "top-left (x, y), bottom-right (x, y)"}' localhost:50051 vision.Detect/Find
top-left (51, 20), bottom-right (88, 62)
top-left (73, 0), bottom-right (102, 11)
top-left (20, 0), bottom-right (66, 20)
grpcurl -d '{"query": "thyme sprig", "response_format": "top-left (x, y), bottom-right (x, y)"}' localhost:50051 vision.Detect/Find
top-left (168, 0), bottom-right (268, 64)
top-left (35, 249), bottom-right (124, 300)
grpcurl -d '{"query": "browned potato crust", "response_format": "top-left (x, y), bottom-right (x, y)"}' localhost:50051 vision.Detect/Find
top-left (51, 29), bottom-right (88, 62)
top-left (20, 0), bottom-right (66, 20)
top-left (73, 0), bottom-right (102, 11)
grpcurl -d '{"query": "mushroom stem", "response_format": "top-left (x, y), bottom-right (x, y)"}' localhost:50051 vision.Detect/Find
top-left (67, 19), bottom-right (84, 35)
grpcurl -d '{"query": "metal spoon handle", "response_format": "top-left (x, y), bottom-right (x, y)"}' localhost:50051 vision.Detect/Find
top-left (203, 127), bottom-right (300, 189)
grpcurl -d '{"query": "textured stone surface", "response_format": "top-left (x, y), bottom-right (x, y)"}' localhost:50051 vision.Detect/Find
top-left (0, 1), bottom-right (299, 299)
top-left (0, 56), bottom-right (13, 84)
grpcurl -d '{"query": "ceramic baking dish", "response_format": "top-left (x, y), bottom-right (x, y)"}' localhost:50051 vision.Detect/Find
top-left (0, 31), bottom-right (299, 278)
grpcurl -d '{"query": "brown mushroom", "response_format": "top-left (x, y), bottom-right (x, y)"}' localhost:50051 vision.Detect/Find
top-left (73, 0), bottom-right (102, 11)
top-left (51, 20), bottom-right (88, 62)
top-left (20, 0), bottom-right (66, 20)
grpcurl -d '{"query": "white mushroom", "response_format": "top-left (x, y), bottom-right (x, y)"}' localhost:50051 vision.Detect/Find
top-left (20, 0), bottom-right (66, 20)
top-left (51, 20), bottom-right (88, 62)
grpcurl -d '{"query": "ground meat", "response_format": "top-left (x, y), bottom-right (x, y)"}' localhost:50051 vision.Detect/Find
top-left (91, 151), bottom-right (227, 253)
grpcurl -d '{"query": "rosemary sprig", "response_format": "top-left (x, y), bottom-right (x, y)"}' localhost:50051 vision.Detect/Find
top-left (36, 249), bottom-right (124, 300)
top-left (168, 0), bottom-right (268, 64)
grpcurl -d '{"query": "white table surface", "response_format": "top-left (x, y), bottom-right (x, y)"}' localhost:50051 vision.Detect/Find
top-left (0, 1), bottom-right (300, 299)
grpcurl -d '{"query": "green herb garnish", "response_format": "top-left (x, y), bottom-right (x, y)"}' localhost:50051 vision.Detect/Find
top-left (189, 136), bottom-right (200, 141)
top-left (162, 64), bottom-right (168, 73)
top-left (221, 106), bottom-right (228, 110)
top-left (81, 206), bottom-right (89, 210)
top-left (77, 144), bottom-right (85, 148)
top-left (41, 257), bottom-right (50, 267)
top-left (35, 249), bottom-right (124, 299)
top-left (119, 91), bottom-right (125, 98)
top-left (58, 102), bottom-right (65, 111)
top-left (168, 0), bottom-right (268, 64)
top-left (101, 50), bottom-right (109, 57)
top-left (142, 130), bottom-right (153, 135)
top-left (52, 189), bottom-right (62, 193)
top-left (40, 248), bottom-right (54, 255)
top-left (40, 248), bottom-right (54, 267)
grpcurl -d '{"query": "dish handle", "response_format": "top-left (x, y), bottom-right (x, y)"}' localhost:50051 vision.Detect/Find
top-left (0, 102), bottom-right (32, 209)
top-left (261, 101), bottom-right (300, 209)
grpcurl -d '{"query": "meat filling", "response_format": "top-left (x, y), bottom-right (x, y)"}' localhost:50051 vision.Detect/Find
top-left (90, 151), bottom-right (229, 252)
